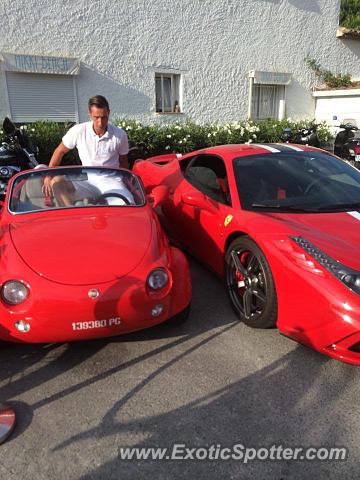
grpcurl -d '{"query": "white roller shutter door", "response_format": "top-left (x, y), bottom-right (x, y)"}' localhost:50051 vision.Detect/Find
top-left (6, 72), bottom-right (78, 122)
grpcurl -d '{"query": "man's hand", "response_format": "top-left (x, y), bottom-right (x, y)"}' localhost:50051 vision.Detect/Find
top-left (42, 176), bottom-right (53, 197)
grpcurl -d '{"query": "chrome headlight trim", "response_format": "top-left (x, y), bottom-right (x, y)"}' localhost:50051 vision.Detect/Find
top-left (1, 280), bottom-right (30, 305)
top-left (147, 268), bottom-right (169, 291)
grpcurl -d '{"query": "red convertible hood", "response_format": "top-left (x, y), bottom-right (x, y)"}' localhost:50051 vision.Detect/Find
top-left (10, 210), bottom-right (152, 285)
top-left (270, 210), bottom-right (360, 269)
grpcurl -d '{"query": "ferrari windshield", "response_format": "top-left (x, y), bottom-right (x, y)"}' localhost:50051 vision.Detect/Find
top-left (9, 167), bottom-right (146, 214)
top-left (233, 151), bottom-right (360, 212)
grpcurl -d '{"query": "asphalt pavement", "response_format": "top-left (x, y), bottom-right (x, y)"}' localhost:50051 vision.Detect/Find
top-left (1, 257), bottom-right (359, 479)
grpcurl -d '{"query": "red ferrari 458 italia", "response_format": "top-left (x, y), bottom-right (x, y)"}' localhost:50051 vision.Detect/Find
top-left (134, 143), bottom-right (360, 364)
top-left (0, 166), bottom-right (191, 343)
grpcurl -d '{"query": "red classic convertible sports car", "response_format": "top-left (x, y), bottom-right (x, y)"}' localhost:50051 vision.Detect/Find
top-left (0, 166), bottom-right (191, 343)
top-left (134, 143), bottom-right (360, 364)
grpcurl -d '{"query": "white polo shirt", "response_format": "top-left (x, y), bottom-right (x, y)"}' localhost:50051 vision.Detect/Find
top-left (62, 121), bottom-right (129, 168)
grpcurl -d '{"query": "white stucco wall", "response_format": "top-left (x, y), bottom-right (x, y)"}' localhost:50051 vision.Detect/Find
top-left (1, 0), bottom-right (360, 124)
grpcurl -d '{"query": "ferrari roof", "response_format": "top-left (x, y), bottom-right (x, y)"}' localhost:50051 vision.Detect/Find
top-left (200, 143), bottom-right (317, 156)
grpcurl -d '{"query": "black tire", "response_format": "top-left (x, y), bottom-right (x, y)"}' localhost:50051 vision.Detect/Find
top-left (225, 236), bottom-right (277, 328)
top-left (166, 304), bottom-right (191, 326)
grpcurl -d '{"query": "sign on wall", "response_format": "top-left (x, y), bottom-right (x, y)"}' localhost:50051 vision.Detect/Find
top-left (0, 52), bottom-right (80, 75)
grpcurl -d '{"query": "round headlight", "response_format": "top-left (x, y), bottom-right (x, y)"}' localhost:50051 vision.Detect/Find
top-left (147, 268), bottom-right (169, 290)
top-left (1, 280), bottom-right (29, 305)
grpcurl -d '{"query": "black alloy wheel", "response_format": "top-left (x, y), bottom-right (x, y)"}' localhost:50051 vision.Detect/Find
top-left (225, 236), bottom-right (277, 328)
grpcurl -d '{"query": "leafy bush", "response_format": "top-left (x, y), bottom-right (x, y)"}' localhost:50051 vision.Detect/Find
top-left (305, 56), bottom-right (353, 89)
top-left (0, 118), bottom-right (332, 162)
top-left (340, 0), bottom-right (360, 29)
top-left (116, 118), bottom-right (332, 156)
top-left (0, 121), bottom-right (80, 165)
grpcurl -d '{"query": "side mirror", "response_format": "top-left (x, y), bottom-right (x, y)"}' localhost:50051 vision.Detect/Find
top-left (181, 191), bottom-right (216, 211)
top-left (3, 117), bottom-right (16, 135)
top-left (148, 185), bottom-right (168, 208)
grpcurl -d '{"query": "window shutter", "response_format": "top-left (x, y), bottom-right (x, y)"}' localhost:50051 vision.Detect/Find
top-left (6, 72), bottom-right (78, 122)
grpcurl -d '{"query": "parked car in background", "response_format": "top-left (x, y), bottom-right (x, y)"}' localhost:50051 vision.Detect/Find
top-left (0, 166), bottom-right (191, 343)
top-left (135, 143), bottom-right (360, 364)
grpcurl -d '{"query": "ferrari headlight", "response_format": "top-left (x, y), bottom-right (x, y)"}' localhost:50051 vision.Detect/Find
top-left (1, 280), bottom-right (29, 305)
top-left (290, 236), bottom-right (360, 295)
top-left (147, 268), bottom-right (169, 290)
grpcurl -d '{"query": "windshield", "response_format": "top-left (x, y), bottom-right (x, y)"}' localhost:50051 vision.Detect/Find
top-left (233, 151), bottom-right (360, 213)
top-left (9, 167), bottom-right (146, 214)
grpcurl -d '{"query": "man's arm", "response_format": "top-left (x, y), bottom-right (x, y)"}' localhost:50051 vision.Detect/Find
top-left (49, 142), bottom-right (71, 167)
top-left (43, 142), bottom-right (71, 196)
top-left (119, 154), bottom-right (128, 169)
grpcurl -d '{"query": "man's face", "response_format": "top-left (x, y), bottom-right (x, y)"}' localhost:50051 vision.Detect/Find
top-left (89, 106), bottom-right (109, 134)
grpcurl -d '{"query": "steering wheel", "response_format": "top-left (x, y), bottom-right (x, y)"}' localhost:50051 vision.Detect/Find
top-left (95, 192), bottom-right (131, 205)
top-left (304, 177), bottom-right (332, 196)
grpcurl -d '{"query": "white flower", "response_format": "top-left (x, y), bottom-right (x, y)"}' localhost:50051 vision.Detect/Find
top-left (187, 134), bottom-right (191, 138)
top-left (207, 133), bottom-right (212, 137)
top-left (252, 134), bottom-right (257, 139)
top-left (166, 134), bottom-right (172, 138)
top-left (31, 128), bottom-right (35, 132)
top-left (179, 140), bottom-right (183, 144)
top-left (126, 126), bottom-right (132, 131)
top-left (165, 145), bottom-right (170, 150)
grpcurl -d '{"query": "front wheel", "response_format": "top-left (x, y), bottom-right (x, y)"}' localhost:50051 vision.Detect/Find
top-left (225, 237), bottom-right (277, 328)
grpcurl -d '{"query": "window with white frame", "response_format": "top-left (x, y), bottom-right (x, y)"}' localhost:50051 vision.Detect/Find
top-left (248, 71), bottom-right (291, 121)
top-left (251, 84), bottom-right (285, 120)
top-left (155, 73), bottom-right (181, 113)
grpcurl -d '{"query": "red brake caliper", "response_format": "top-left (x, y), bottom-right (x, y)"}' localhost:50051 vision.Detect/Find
top-left (235, 252), bottom-right (248, 291)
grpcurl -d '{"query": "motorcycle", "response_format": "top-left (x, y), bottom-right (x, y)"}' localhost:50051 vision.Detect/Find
top-left (0, 117), bottom-right (38, 199)
top-left (333, 122), bottom-right (360, 164)
top-left (281, 124), bottom-right (320, 147)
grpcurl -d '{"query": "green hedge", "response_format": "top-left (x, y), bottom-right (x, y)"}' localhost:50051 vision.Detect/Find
top-left (115, 118), bottom-right (332, 156)
top-left (0, 118), bottom-right (332, 163)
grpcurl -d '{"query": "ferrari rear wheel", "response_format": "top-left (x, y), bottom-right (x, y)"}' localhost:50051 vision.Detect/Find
top-left (225, 237), bottom-right (277, 328)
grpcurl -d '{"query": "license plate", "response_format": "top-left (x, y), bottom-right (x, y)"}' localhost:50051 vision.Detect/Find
top-left (72, 317), bottom-right (121, 330)
top-left (356, 154), bottom-right (360, 162)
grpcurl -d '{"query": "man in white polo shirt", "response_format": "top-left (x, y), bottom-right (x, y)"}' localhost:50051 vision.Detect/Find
top-left (49, 95), bottom-right (129, 169)
top-left (43, 95), bottom-right (130, 204)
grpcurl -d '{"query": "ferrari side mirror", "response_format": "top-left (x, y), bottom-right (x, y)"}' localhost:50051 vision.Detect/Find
top-left (181, 191), bottom-right (217, 211)
top-left (0, 403), bottom-right (16, 444)
top-left (148, 185), bottom-right (169, 208)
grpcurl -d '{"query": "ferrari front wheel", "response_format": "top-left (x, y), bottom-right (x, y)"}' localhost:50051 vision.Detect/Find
top-left (225, 236), bottom-right (277, 328)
